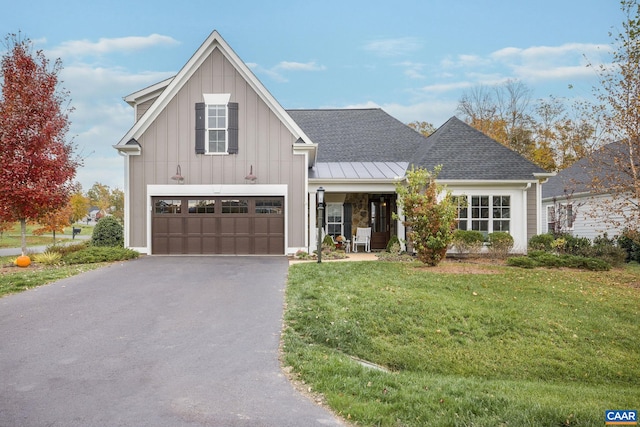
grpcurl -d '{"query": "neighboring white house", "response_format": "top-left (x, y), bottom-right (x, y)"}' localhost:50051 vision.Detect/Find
top-left (542, 141), bottom-right (639, 240)
top-left (113, 30), bottom-right (553, 256)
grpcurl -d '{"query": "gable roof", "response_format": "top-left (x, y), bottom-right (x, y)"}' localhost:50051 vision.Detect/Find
top-left (542, 140), bottom-right (634, 199)
top-left (287, 109), bottom-right (426, 162)
top-left (114, 30), bottom-right (313, 150)
top-left (413, 116), bottom-right (548, 181)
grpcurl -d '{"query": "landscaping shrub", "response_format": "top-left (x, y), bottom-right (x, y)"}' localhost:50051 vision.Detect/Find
top-left (588, 234), bottom-right (628, 267)
top-left (385, 235), bottom-right (401, 252)
top-left (322, 234), bottom-right (335, 249)
top-left (487, 232), bottom-right (514, 258)
top-left (528, 233), bottom-right (554, 251)
top-left (618, 228), bottom-right (640, 263)
top-left (557, 233), bottom-right (591, 255)
top-left (33, 251), bottom-right (62, 265)
top-left (62, 246), bottom-right (139, 264)
top-left (451, 230), bottom-right (484, 255)
top-left (508, 251), bottom-right (612, 271)
top-left (46, 241), bottom-right (90, 256)
top-left (91, 216), bottom-right (123, 247)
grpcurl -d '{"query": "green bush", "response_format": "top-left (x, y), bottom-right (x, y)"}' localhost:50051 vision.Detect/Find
top-left (451, 230), bottom-right (484, 255)
top-left (62, 246), bottom-right (139, 264)
top-left (487, 232), bottom-right (514, 258)
top-left (618, 228), bottom-right (640, 263)
top-left (385, 235), bottom-right (401, 252)
top-left (557, 233), bottom-right (591, 255)
top-left (506, 256), bottom-right (539, 268)
top-left (508, 251), bottom-right (611, 271)
top-left (528, 233), bottom-right (555, 251)
top-left (588, 234), bottom-right (628, 267)
top-left (91, 216), bottom-right (123, 247)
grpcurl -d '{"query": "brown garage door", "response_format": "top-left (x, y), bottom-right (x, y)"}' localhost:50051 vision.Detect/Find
top-left (152, 196), bottom-right (284, 255)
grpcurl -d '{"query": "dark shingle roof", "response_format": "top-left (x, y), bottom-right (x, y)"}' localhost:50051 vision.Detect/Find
top-left (287, 109), bottom-right (426, 162)
top-left (413, 116), bottom-right (547, 180)
top-left (542, 140), bottom-right (633, 199)
top-left (288, 110), bottom-right (548, 181)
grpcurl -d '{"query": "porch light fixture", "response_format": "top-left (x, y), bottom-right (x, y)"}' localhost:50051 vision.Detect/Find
top-left (317, 187), bottom-right (325, 263)
top-left (171, 165), bottom-right (185, 184)
top-left (244, 165), bottom-right (257, 183)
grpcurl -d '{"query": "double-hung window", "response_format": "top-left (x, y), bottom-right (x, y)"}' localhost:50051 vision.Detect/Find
top-left (326, 203), bottom-right (343, 238)
top-left (207, 104), bottom-right (227, 153)
top-left (196, 94), bottom-right (238, 155)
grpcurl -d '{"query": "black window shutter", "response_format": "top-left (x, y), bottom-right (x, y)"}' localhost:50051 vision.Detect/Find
top-left (228, 102), bottom-right (238, 154)
top-left (195, 102), bottom-right (205, 154)
top-left (344, 203), bottom-right (352, 238)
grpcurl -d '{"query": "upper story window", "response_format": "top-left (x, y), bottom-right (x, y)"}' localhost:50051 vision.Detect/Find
top-left (207, 104), bottom-right (227, 153)
top-left (196, 94), bottom-right (238, 155)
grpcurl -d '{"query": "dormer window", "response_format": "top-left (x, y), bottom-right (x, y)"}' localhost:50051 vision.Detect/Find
top-left (195, 94), bottom-right (238, 155)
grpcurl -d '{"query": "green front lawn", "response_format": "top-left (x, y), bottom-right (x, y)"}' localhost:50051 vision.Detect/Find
top-left (283, 261), bottom-right (640, 426)
top-left (0, 222), bottom-right (94, 249)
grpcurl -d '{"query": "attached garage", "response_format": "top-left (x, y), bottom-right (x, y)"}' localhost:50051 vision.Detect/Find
top-left (151, 196), bottom-right (284, 255)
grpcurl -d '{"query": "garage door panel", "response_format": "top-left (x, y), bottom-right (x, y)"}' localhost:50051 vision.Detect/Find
top-left (167, 218), bottom-right (184, 235)
top-left (185, 218), bottom-right (202, 234)
top-left (269, 217), bottom-right (284, 234)
top-left (201, 217), bottom-right (218, 234)
top-left (270, 236), bottom-right (285, 254)
top-left (168, 237), bottom-right (184, 254)
top-left (202, 237), bottom-right (218, 253)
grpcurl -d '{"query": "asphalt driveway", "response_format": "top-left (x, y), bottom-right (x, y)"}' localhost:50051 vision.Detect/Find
top-left (0, 256), bottom-right (345, 427)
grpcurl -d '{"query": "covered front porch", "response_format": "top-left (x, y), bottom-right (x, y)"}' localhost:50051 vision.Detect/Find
top-left (307, 189), bottom-right (404, 253)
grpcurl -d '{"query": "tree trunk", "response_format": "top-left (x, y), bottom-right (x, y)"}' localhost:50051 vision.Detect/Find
top-left (20, 218), bottom-right (27, 255)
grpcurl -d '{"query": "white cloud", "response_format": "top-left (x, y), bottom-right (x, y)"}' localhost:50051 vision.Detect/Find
top-left (363, 37), bottom-right (422, 57)
top-left (419, 81), bottom-right (474, 94)
top-left (397, 61), bottom-right (426, 79)
top-left (249, 60), bottom-right (327, 83)
top-left (489, 42), bottom-right (611, 82)
top-left (276, 61), bottom-right (326, 71)
top-left (48, 34), bottom-right (179, 59)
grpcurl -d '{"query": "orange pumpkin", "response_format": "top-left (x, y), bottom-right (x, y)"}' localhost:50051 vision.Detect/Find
top-left (15, 255), bottom-right (31, 268)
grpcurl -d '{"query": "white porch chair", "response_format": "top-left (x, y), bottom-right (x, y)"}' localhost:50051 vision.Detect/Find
top-left (351, 227), bottom-right (371, 252)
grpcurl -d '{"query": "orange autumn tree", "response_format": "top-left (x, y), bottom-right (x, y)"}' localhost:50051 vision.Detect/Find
top-left (0, 34), bottom-right (79, 255)
top-left (32, 202), bottom-right (73, 245)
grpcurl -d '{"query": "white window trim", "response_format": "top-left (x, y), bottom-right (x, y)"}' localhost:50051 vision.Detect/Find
top-left (203, 93), bottom-right (231, 155)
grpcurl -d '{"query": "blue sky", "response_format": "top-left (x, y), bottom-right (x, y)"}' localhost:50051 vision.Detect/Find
top-left (1, 0), bottom-right (622, 190)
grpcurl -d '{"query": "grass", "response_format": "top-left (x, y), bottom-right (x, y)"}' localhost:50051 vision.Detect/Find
top-left (283, 261), bottom-right (640, 426)
top-left (0, 255), bottom-right (105, 296)
top-left (0, 222), bottom-right (94, 249)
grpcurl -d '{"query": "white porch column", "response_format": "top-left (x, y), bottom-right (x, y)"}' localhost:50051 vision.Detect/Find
top-left (309, 190), bottom-right (317, 253)
top-left (396, 202), bottom-right (406, 252)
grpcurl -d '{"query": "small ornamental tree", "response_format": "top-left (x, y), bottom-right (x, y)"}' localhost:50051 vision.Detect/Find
top-left (32, 202), bottom-right (73, 245)
top-left (395, 166), bottom-right (457, 266)
top-left (0, 34), bottom-right (79, 255)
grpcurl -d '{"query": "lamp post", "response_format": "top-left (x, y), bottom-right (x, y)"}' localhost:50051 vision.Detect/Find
top-left (317, 187), bottom-right (325, 263)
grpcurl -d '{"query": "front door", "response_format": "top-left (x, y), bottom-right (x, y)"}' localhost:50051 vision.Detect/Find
top-left (370, 195), bottom-right (392, 250)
